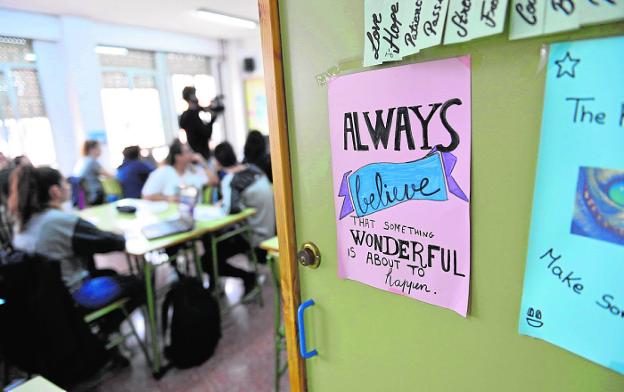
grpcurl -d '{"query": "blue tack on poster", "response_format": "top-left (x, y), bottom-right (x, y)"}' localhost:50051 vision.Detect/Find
top-left (519, 36), bottom-right (624, 375)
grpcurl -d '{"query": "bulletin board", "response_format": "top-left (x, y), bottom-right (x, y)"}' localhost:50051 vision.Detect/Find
top-left (278, 0), bottom-right (624, 390)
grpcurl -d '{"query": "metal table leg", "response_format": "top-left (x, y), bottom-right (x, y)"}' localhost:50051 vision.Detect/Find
top-left (142, 256), bottom-right (162, 377)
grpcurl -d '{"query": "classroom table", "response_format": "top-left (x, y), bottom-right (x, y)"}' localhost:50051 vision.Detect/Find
top-left (79, 200), bottom-right (258, 377)
top-left (11, 376), bottom-right (65, 392)
top-left (259, 236), bottom-right (287, 392)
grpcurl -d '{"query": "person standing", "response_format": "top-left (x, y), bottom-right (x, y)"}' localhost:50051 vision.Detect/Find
top-left (179, 87), bottom-right (224, 160)
top-left (72, 140), bottom-right (111, 206)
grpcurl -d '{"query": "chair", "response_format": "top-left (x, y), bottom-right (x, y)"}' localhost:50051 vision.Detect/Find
top-left (260, 237), bottom-right (287, 392)
top-left (101, 177), bottom-right (123, 203)
top-left (68, 176), bottom-right (87, 209)
top-left (83, 297), bottom-right (149, 358)
top-left (0, 254), bottom-right (149, 388)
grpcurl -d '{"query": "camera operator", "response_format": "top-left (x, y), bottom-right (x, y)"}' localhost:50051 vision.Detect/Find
top-left (179, 86), bottom-right (225, 160)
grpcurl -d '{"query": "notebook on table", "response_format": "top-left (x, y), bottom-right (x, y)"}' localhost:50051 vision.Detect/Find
top-left (141, 217), bottom-right (194, 240)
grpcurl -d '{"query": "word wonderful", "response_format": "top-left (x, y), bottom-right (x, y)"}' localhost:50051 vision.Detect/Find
top-left (343, 97), bottom-right (462, 152)
top-left (350, 229), bottom-right (466, 277)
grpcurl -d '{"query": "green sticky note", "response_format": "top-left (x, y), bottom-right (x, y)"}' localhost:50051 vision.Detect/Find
top-left (445, 0), bottom-right (478, 44)
top-left (364, 0), bottom-right (385, 67)
top-left (509, 0), bottom-right (547, 39)
top-left (579, 0), bottom-right (624, 25)
top-left (380, 0), bottom-right (405, 62)
top-left (400, 0), bottom-right (423, 57)
top-left (543, 0), bottom-right (580, 34)
top-left (418, 0), bottom-right (450, 49)
top-left (444, 0), bottom-right (508, 44)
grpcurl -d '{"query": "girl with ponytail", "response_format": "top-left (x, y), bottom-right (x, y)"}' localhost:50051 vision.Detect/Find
top-left (9, 165), bottom-right (142, 315)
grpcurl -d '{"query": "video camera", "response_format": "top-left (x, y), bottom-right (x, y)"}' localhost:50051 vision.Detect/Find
top-left (206, 94), bottom-right (225, 114)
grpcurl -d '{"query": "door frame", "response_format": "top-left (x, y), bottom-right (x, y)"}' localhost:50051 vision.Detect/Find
top-left (257, 0), bottom-right (306, 390)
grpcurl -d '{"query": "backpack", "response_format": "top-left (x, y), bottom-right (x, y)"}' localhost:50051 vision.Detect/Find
top-left (161, 276), bottom-right (221, 369)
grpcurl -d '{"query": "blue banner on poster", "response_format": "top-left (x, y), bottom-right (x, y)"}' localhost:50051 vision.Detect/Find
top-left (519, 36), bottom-right (624, 375)
top-left (338, 151), bottom-right (468, 219)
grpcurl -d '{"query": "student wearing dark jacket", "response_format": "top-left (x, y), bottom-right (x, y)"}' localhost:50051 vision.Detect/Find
top-left (116, 145), bottom-right (154, 199)
top-left (215, 142), bottom-right (276, 267)
top-left (9, 165), bottom-right (142, 310)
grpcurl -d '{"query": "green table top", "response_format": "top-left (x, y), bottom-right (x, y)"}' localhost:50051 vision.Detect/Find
top-left (259, 236), bottom-right (279, 254)
top-left (79, 199), bottom-right (256, 256)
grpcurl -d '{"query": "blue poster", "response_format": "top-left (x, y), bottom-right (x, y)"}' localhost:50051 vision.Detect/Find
top-left (519, 36), bottom-right (624, 375)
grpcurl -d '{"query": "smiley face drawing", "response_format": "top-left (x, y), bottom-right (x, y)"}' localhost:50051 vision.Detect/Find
top-left (526, 307), bottom-right (543, 328)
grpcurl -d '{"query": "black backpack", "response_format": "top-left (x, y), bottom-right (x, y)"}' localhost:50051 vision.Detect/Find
top-left (161, 276), bottom-right (221, 369)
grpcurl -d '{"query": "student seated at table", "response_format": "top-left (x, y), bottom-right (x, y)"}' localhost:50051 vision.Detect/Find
top-left (142, 139), bottom-right (218, 201)
top-left (116, 145), bottom-right (155, 199)
top-left (72, 140), bottom-right (111, 206)
top-left (9, 165), bottom-right (143, 340)
top-left (243, 130), bottom-right (272, 183)
top-left (141, 139), bottom-right (257, 294)
top-left (214, 142), bottom-right (276, 267)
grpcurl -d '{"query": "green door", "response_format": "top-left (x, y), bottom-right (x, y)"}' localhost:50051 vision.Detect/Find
top-left (278, 1), bottom-right (624, 390)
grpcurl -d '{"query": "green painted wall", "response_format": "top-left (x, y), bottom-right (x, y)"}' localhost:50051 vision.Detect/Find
top-left (278, 1), bottom-right (624, 390)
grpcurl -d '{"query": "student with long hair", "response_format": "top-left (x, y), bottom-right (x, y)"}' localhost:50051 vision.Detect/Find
top-left (243, 130), bottom-right (272, 183)
top-left (9, 165), bottom-right (143, 327)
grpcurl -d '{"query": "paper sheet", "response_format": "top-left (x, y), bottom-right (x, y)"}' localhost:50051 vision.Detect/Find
top-left (328, 56), bottom-right (472, 316)
top-left (519, 36), bottom-right (624, 375)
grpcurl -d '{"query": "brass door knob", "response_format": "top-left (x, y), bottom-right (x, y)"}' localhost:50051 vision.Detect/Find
top-left (297, 242), bottom-right (321, 269)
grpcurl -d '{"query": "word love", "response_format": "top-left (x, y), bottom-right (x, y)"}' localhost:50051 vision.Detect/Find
top-left (366, 12), bottom-right (382, 60)
top-left (343, 97), bottom-right (462, 152)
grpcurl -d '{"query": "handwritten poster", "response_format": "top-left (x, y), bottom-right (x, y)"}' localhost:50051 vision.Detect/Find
top-left (509, 0), bottom-right (546, 39)
top-left (328, 57), bottom-right (472, 316)
top-left (519, 36), bottom-right (624, 375)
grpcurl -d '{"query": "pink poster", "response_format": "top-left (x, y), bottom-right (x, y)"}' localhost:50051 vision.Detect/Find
top-left (328, 56), bottom-right (471, 316)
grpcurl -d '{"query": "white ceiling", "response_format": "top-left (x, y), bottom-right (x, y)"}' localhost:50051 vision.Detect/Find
top-left (0, 0), bottom-right (260, 39)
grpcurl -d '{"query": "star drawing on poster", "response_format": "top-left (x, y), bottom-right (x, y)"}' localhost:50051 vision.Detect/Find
top-left (554, 52), bottom-right (580, 79)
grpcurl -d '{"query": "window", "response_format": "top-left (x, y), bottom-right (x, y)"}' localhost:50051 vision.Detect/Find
top-left (98, 47), bottom-right (166, 166)
top-left (0, 36), bottom-right (56, 166)
top-left (167, 53), bottom-right (224, 146)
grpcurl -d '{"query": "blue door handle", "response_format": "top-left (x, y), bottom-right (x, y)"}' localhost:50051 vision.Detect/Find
top-left (297, 299), bottom-right (318, 359)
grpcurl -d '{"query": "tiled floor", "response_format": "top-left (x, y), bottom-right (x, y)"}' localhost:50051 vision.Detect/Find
top-left (91, 253), bottom-right (290, 392)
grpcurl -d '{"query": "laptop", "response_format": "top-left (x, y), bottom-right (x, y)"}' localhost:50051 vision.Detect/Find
top-left (141, 217), bottom-right (194, 240)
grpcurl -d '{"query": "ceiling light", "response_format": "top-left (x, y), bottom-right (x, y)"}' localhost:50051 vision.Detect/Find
top-left (95, 46), bottom-right (129, 56)
top-left (193, 9), bottom-right (258, 29)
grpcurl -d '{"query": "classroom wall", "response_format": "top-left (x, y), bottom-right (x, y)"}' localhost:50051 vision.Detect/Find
top-left (0, 7), bottom-right (255, 174)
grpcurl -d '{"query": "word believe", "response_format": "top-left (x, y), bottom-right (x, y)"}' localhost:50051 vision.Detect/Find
top-left (343, 97), bottom-right (462, 152)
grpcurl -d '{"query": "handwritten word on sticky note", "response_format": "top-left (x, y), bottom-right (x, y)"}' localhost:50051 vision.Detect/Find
top-left (364, 0), bottom-right (385, 67)
top-left (444, 0), bottom-right (509, 44)
top-left (419, 0), bottom-right (450, 49)
top-left (400, 0), bottom-right (423, 57)
top-left (579, 0), bottom-right (624, 25)
top-left (543, 0), bottom-right (579, 34)
top-left (509, 0), bottom-right (547, 39)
